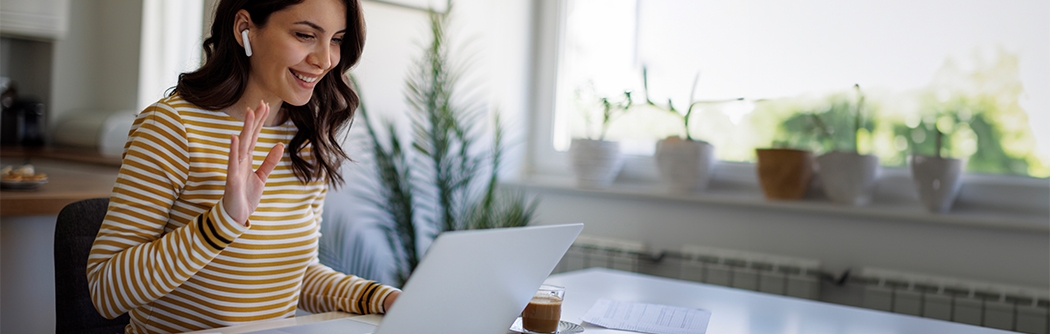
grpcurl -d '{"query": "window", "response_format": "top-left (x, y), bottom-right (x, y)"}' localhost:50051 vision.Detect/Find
top-left (545, 0), bottom-right (1049, 178)
top-left (138, 0), bottom-right (204, 111)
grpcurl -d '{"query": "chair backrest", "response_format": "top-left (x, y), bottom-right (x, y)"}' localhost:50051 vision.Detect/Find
top-left (54, 198), bottom-right (130, 334)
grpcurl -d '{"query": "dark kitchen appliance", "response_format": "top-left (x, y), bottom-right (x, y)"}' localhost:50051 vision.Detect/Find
top-left (1, 83), bottom-right (45, 147)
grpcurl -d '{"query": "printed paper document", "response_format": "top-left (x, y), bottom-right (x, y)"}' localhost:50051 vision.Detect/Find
top-left (581, 299), bottom-right (711, 334)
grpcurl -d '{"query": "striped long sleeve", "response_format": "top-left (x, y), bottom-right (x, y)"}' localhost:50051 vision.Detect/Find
top-left (297, 188), bottom-right (396, 314)
top-left (86, 95), bottom-right (397, 334)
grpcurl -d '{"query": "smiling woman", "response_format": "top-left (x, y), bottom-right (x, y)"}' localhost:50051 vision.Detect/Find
top-left (83, 0), bottom-right (401, 333)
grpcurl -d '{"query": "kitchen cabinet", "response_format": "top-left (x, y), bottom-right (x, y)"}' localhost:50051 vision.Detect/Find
top-left (0, 0), bottom-right (71, 40)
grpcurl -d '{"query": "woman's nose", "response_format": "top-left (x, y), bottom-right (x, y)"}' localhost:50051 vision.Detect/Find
top-left (309, 44), bottom-right (332, 70)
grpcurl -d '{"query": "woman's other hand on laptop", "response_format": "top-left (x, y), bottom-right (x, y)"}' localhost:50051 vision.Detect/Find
top-left (383, 290), bottom-right (401, 313)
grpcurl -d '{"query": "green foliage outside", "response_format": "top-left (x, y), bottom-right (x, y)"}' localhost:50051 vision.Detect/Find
top-left (764, 87), bottom-right (876, 154)
top-left (753, 50), bottom-right (1047, 177)
top-left (354, 4), bottom-right (538, 287)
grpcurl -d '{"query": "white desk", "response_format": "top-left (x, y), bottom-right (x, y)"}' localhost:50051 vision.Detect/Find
top-left (190, 268), bottom-right (1011, 334)
top-left (547, 268), bottom-right (1011, 334)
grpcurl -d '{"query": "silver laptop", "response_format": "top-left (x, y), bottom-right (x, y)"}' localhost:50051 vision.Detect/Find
top-left (249, 223), bottom-right (583, 334)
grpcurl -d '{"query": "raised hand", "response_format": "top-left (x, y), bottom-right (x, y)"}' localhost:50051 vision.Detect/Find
top-left (222, 100), bottom-right (286, 226)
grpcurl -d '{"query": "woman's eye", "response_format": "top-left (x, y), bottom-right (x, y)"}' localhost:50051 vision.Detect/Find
top-left (296, 33), bottom-right (314, 40)
top-left (332, 37), bottom-right (343, 45)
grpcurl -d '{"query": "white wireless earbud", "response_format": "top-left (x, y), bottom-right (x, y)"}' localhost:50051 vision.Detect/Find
top-left (241, 29), bottom-right (253, 57)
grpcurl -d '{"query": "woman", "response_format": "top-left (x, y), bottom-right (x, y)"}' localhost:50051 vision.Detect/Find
top-left (86, 0), bottom-right (399, 332)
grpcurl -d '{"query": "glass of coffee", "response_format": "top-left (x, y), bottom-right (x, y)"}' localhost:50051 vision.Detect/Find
top-left (521, 284), bottom-right (564, 333)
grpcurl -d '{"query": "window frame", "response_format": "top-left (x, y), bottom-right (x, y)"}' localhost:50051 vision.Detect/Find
top-left (524, 0), bottom-right (1048, 228)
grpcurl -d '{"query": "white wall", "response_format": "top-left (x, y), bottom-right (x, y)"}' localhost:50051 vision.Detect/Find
top-left (351, 0), bottom-right (533, 171)
top-left (524, 188), bottom-right (1049, 289)
top-left (50, 0), bottom-right (142, 131)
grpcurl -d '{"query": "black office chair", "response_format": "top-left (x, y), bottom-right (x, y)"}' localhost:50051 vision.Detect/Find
top-left (54, 198), bottom-right (130, 334)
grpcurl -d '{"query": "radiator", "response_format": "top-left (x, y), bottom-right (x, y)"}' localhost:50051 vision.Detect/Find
top-left (856, 267), bottom-right (1049, 333)
top-left (674, 244), bottom-right (822, 300)
top-left (553, 235), bottom-right (652, 274)
top-left (552, 236), bottom-right (822, 300)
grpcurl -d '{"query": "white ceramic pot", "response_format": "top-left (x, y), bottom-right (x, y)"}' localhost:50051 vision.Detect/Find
top-left (569, 138), bottom-right (625, 188)
top-left (655, 138), bottom-right (716, 192)
top-left (909, 154), bottom-right (965, 213)
top-left (816, 151), bottom-right (880, 206)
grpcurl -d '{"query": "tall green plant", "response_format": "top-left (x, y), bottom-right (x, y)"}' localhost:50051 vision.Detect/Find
top-left (352, 75), bottom-right (419, 286)
top-left (354, 3), bottom-right (537, 287)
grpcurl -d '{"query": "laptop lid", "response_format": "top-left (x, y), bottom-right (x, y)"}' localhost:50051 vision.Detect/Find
top-left (374, 223), bottom-right (584, 334)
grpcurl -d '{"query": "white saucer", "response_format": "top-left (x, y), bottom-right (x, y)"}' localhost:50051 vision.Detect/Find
top-left (508, 317), bottom-right (584, 334)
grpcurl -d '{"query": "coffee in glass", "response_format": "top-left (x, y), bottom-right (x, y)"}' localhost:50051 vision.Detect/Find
top-left (522, 284), bottom-right (564, 333)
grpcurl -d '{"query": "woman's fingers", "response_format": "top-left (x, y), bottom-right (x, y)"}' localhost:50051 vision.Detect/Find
top-left (243, 100), bottom-right (270, 161)
top-left (256, 143), bottom-right (285, 181)
top-left (228, 134), bottom-right (240, 170)
top-left (249, 101), bottom-right (268, 152)
top-left (240, 107), bottom-right (256, 160)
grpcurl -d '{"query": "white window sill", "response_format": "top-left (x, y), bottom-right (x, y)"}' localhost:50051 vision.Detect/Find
top-left (509, 170), bottom-right (1049, 234)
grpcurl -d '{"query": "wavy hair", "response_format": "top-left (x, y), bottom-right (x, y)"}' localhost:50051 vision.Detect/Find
top-left (173, 0), bottom-right (365, 187)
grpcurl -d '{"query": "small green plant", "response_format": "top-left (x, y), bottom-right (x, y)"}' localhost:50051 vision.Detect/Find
top-left (851, 84), bottom-right (866, 152)
top-left (769, 111), bottom-right (828, 151)
top-left (641, 67), bottom-right (742, 141)
top-left (584, 90), bottom-right (633, 141)
top-left (932, 125), bottom-right (945, 159)
top-left (808, 84), bottom-right (873, 153)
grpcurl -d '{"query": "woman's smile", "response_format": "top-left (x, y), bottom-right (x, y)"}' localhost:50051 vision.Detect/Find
top-left (292, 70), bottom-right (320, 83)
top-left (291, 69), bottom-right (321, 89)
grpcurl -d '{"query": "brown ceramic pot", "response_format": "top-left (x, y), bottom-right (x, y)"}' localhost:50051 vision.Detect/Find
top-left (755, 148), bottom-right (814, 200)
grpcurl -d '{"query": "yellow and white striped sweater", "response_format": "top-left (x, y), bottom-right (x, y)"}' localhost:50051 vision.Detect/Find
top-left (87, 95), bottom-right (396, 334)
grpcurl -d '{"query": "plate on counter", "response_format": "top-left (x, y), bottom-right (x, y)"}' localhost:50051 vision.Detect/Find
top-left (1, 178), bottom-right (48, 190)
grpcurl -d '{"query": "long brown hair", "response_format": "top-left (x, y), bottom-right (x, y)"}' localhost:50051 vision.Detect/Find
top-left (173, 0), bottom-right (365, 187)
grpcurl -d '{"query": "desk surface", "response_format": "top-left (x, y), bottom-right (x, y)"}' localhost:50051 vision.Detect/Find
top-left (547, 268), bottom-right (1011, 334)
top-left (190, 268), bottom-right (1010, 334)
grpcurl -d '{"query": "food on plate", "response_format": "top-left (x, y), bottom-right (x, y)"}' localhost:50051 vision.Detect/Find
top-left (1, 164), bottom-right (46, 183)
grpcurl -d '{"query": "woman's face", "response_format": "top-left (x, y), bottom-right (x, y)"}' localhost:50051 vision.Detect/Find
top-left (245, 0), bottom-right (347, 107)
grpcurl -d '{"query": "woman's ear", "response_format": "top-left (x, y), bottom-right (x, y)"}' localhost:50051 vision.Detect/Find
top-left (233, 9), bottom-right (253, 53)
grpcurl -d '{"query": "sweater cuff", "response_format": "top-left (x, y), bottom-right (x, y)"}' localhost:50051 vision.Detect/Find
top-left (375, 286), bottom-right (401, 314)
top-left (198, 201), bottom-right (250, 251)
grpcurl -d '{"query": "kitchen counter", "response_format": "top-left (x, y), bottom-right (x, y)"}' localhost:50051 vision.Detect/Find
top-left (0, 147), bottom-right (120, 216)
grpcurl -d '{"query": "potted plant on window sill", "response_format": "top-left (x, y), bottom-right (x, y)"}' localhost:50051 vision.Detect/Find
top-left (643, 68), bottom-right (733, 193)
top-left (754, 103), bottom-right (821, 200)
top-left (569, 90), bottom-right (632, 188)
top-left (814, 84), bottom-right (880, 206)
top-left (755, 146), bottom-right (815, 200)
top-left (908, 110), bottom-right (966, 213)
